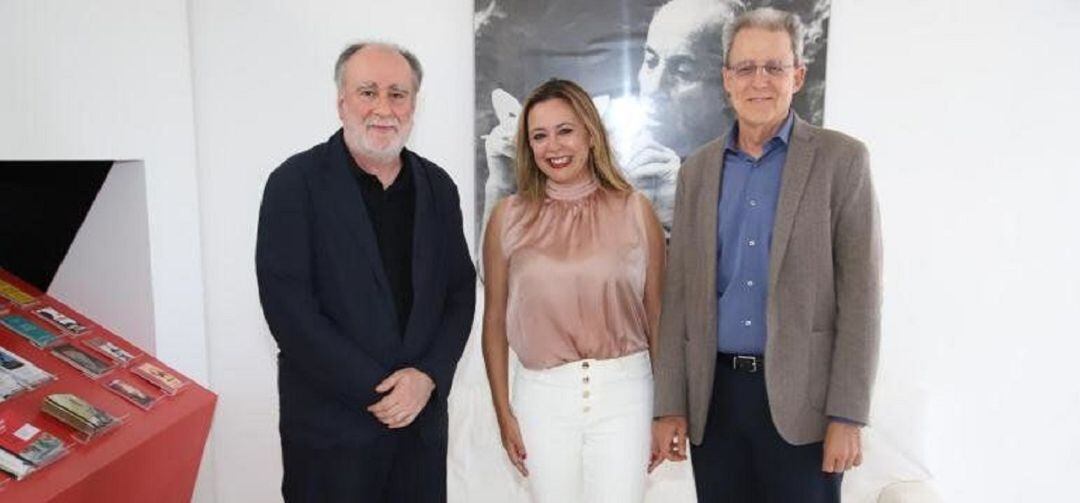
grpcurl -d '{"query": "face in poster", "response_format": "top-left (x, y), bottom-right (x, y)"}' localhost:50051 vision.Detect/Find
top-left (474, 0), bottom-right (830, 239)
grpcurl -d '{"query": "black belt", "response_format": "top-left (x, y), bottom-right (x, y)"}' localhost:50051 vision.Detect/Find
top-left (718, 352), bottom-right (764, 373)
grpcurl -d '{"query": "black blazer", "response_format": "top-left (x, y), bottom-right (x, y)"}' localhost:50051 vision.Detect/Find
top-left (256, 130), bottom-right (476, 448)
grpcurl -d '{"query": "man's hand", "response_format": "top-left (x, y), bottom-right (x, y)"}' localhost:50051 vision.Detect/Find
top-left (822, 421), bottom-right (863, 473)
top-left (650, 415), bottom-right (689, 472)
top-left (367, 368), bottom-right (435, 429)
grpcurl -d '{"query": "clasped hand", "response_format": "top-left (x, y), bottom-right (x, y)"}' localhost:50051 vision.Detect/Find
top-left (649, 415), bottom-right (689, 472)
top-left (650, 417), bottom-right (863, 474)
top-left (366, 367), bottom-right (434, 429)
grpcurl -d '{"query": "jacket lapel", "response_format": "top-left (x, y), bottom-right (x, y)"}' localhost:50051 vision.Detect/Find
top-left (320, 132), bottom-right (393, 296)
top-left (699, 136), bottom-right (726, 354)
top-left (402, 151), bottom-right (437, 346)
top-left (768, 117), bottom-right (817, 291)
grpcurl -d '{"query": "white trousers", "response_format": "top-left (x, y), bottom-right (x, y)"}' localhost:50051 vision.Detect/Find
top-left (513, 351), bottom-right (653, 503)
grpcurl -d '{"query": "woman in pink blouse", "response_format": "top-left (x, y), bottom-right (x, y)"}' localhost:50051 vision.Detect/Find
top-left (481, 79), bottom-right (666, 503)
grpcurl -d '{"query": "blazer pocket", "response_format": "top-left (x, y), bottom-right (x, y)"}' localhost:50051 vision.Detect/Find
top-left (806, 330), bottom-right (834, 412)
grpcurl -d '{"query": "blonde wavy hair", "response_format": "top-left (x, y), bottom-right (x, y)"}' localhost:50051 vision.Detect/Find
top-left (514, 79), bottom-right (632, 201)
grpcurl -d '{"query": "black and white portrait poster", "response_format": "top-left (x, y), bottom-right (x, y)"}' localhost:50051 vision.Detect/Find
top-left (474, 0), bottom-right (830, 241)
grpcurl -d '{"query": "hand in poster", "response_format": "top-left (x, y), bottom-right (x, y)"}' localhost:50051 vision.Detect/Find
top-left (484, 89), bottom-right (519, 160)
top-left (624, 133), bottom-right (679, 229)
top-left (624, 135), bottom-right (680, 187)
top-left (367, 367), bottom-right (434, 429)
top-left (482, 88), bottom-right (521, 211)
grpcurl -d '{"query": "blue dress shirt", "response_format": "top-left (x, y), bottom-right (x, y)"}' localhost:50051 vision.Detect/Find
top-left (716, 112), bottom-right (794, 355)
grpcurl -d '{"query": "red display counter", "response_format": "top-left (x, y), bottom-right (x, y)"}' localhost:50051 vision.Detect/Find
top-left (0, 269), bottom-right (216, 502)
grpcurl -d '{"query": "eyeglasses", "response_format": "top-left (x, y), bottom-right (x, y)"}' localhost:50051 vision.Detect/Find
top-left (726, 61), bottom-right (797, 79)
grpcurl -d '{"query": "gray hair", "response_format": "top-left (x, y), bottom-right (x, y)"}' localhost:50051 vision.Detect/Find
top-left (334, 41), bottom-right (424, 91)
top-left (722, 7), bottom-right (805, 66)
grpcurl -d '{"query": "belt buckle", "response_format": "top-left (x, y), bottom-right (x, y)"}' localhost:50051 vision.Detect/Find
top-left (733, 355), bottom-right (759, 373)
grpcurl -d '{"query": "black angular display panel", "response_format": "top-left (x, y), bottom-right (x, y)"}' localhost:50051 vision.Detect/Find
top-left (0, 161), bottom-right (111, 291)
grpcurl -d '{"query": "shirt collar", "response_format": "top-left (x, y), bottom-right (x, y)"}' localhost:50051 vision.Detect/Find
top-left (725, 109), bottom-right (796, 153)
top-left (346, 144), bottom-right (412, 193)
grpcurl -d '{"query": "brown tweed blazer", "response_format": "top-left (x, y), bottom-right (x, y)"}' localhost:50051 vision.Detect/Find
top-left (653, 116), bottom-right (882, 445)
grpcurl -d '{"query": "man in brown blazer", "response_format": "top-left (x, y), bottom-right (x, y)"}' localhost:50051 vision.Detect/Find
top-left (651, 7), bottom-right (882, 502)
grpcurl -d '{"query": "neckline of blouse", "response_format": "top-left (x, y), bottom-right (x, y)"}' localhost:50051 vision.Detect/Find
top-left (545, 176), bottom-right (600, 201)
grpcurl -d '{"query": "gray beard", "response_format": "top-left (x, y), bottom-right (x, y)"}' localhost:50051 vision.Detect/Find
top-left (357, 142), bottom-right (403, 163)
top-left (345, 127), bottom-right (409, 165)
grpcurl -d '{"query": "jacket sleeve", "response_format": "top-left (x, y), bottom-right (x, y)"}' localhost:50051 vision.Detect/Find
top-left (653, 157), bottom-right (693, 418)
top-left (825, 142), bottom-right (882, 424)
top-left (415, 176), bottom-right (477, 397)
top-left (256, 163), bottom-right (389, 408)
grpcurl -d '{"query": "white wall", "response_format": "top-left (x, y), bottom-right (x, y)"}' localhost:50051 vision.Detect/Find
top-left (826, 0), bottom-right (1080, 500)
top-left (51, 161), bottom-right (156, 353)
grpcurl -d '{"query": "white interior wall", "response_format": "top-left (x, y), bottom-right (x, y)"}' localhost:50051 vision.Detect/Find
top-left (2, 0), bottom-right (1077, 501)
top-left (827, 0), bottom-right (1080, 500)
top-left (51, 161), bottom-right (156, 353)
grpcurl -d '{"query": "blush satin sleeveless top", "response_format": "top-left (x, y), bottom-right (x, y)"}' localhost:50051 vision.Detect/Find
top-left (501, 176), bottom-right (653, 370)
